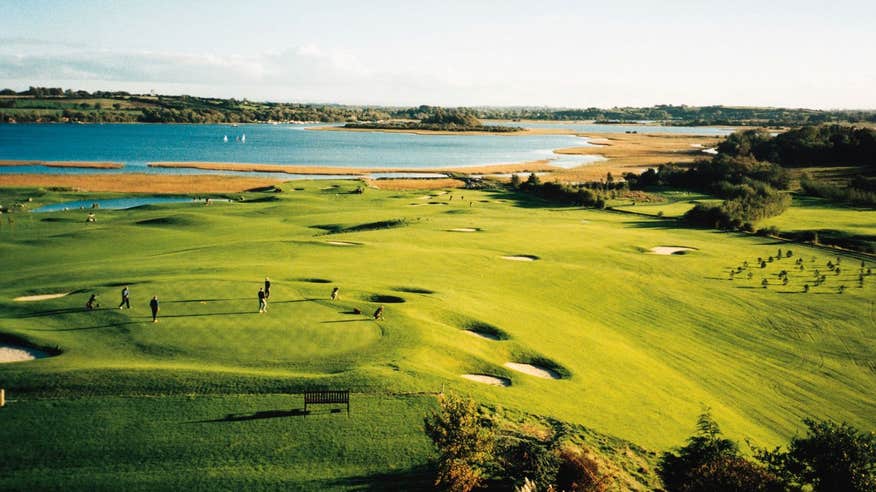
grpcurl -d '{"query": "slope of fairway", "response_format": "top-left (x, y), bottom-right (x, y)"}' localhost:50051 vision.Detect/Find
top-left (1, 182), bottom-right (874, 487)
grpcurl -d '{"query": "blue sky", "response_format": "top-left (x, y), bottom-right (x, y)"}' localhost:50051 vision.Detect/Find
top-left (1, 0), bottom-right (874, 108)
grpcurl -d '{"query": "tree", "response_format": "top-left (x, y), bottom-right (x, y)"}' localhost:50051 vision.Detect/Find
top-left (681, 456), bottom-right (783, 492)
top-left (658, 411), bottom-right (740, 491)
top-left (424, 393), bottom-right (494, 492)
top-left (756, 419), bottom-right (876, 492)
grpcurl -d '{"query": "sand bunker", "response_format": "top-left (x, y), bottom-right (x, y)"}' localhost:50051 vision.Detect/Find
top-left (504, 362), bottom-right (561, 380)
top-left (461, 374), bottom-right (511, 386)
top-left (465, 330), bottom-right (501, 341)
top-left (326, 241), bottom-right (360, 246)
top-left (448, 228), bottom-right (479, 232)
top-left (13, 292), bottom-right (69, 302)
top-left (0, 344), bottom-right (52, 363)
top-left (648, 246), bottom-right (696, 255)
top-left (501, 255), bottom-right (539, 262)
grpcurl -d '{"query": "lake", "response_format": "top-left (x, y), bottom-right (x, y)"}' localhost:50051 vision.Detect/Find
top-left (0, 123), bottom-right (731, 176)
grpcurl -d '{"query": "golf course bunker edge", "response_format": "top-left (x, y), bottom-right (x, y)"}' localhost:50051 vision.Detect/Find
top-left (461, 374), bottom-right (511, 386)
top-left (13, 292), bottom-right (70, 302)
top-left (462, 321), bottom-right (510, 341)
top-left (648, 246), bottom-right (697, 255)
top-left (500, 254), bottom-right (540, 262)
top-left (0, 343), bottom-right (57, 363)
top-left (504, 362), bottom-right (563, 380)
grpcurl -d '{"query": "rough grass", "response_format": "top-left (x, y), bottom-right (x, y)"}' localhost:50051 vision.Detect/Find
top-left (1, 180), bottom-right (874, 489)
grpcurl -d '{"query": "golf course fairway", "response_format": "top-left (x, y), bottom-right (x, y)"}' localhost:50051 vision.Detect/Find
top-left (1, 182), bottom-right (873, 489)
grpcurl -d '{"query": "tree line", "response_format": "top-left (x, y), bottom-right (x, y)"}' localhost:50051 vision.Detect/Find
top-left (4, 88), bottom-right (876, 126)
top-left (344, 108), bottom-right (521, 132)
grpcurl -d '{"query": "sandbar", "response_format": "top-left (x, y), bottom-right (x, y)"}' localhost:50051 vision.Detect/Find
top-left (0, 160), bottom-right (123, 169)
top-left (0, 173), bottom-right (282, 193)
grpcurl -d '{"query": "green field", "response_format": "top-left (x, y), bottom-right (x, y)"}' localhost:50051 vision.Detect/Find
top-left (759, 195), bottom-right (876, 236)
top-left (1, 183), bottom-right (874, 489)
top-left (611, 190), bottom-right (723, 218)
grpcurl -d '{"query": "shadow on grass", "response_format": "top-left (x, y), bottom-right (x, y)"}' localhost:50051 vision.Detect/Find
top-left (623, 218), bottom-right (686, 230)
top-left (193, 409), bottom-right (307, 423)
top-left (326, 464), bottom-right (435, 491)
top-left (192, 407), bottom-right (352, 423)
top-left (159, 311), bottom-right (256, 318)
top-left (321, 318), bottom-right (371, 324)
top-left (162, 298), bottom-right (249, 303)
top-left (33, 320), bottom-right (142, 332)
top-left (14, 307), bottom-right (91, 318)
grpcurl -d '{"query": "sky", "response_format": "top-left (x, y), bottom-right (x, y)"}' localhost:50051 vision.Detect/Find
top-left (1, 0), bottom-right (874, 109)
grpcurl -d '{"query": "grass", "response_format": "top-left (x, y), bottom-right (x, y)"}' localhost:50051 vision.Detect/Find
top-left (612, 190), bottom-right (723, 218)
top-left (759, 195), bottom-right (875, 236)
top-left (1, 181), bottom-right (874, 488)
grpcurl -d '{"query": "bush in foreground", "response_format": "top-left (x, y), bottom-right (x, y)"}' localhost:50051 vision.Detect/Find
top-left (424, 393), bottom-right (495, 492)
top-left (755, 419), bottom-right (876, 492)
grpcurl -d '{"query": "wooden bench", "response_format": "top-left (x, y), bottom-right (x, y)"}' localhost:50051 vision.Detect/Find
top-left (303, 390), bottom-right (350, 416)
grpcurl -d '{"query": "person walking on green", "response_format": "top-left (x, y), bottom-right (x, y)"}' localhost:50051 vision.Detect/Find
top-left (264, 277), bottom-right (271, 299)
top-left (258, 287), bottom-right (267, 313)
top-left (118, 286), bottom-right (130, 309)
top-left (149, 296), bottom-right (159, 323)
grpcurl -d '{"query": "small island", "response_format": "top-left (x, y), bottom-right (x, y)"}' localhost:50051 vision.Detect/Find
top-left (344, 107), bottom-right (522, 133)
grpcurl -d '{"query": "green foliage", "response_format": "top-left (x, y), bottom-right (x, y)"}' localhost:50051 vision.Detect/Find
top-left (800, 173), bottom-right (876, 207)
top-left (343, 106), bottom-right (522, 132)
top-left (658, 411), bottom-right (740, 491)
top-left (5, 89), bottom-right (876, 125)
top-left (720, 125), bottom-right (876, 169)
top-left (756, 419), bottom-right (876, 492)
top-left (513, 174), bottom-right (623, 208)
top-left (421, 108), bottom-right (482, 127)
top-left (659, 412), bottom-right (785, 492)
top-left (681, 456), bottom-right (784, 492)
top-left (497, 436), bottom-right (559, 490)
top-left (424, 393), bottom-right (495, 491)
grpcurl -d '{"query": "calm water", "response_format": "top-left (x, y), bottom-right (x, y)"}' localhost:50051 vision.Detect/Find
top-left (0, 122), bottom-right (729, 176)
top-left (32, 197), bottom-right (231, 213)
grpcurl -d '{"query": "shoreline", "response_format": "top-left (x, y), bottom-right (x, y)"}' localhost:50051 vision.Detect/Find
top-left (0, 160), bottom-right (124, 169)
top-left (0, 173), bottom-right (285, 193)
top-left (307, 125), bottom-right (577, 136)
top-left (147, 160), bottom-right (561, 176)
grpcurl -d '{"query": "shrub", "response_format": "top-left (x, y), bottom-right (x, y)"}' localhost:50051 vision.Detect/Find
top-left (658, 412), bottom-right (740, 491)
top-left (424, 393), bottom-right (494, 492)
top-left (497, 437), bottom-right (559, 490)
top-left (556, 445), bottom-right (616, 492)
top-left (680, 456), bottom-right (783, 492)
top-left (756, 419), bottom-right (876, 492)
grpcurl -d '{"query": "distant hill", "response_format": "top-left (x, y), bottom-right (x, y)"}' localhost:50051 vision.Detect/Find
top-left (2, 86), bottom-right (876, 126)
